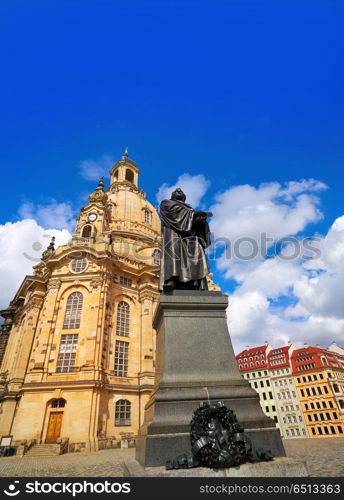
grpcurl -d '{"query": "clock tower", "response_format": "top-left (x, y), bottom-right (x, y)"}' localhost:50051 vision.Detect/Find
top-left (75, 177), bottom-right (111, 239)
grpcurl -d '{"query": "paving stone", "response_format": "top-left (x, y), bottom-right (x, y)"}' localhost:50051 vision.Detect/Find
top-left (0, 438), bottom-right (342, 477)
top-left (283, 437), bottom-right (344, 477)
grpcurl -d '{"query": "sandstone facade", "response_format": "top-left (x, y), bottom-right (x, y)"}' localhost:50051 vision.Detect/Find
top-left (0, 153), bottom-right (162, 451)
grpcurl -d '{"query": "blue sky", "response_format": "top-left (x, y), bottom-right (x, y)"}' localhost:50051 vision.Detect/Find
top-left (1, 0), bottom-right (344, 349)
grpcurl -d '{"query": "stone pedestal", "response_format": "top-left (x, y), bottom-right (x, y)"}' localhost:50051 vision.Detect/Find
top-left (135, 291), bottom-right (286, 468)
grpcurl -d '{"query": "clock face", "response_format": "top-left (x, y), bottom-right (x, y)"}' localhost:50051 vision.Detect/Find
top-left (88, 213), bottom-right (97, 222)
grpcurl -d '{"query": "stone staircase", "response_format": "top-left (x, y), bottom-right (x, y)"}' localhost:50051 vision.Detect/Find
top-left (24, 443), bottom-right (61, 457)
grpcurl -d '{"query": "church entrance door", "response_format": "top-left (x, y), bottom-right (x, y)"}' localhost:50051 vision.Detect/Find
top-left (45, 412), bottom-right (63, 443)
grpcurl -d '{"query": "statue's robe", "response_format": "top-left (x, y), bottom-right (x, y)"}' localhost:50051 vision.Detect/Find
top-left (159, 198), bottom-right (211, 290)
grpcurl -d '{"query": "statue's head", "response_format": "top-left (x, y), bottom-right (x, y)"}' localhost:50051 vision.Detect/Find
top-left (171, 188), bottom-right (186, 202)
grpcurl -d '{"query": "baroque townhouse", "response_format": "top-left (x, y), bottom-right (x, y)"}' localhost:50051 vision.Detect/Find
top-left (236, 343), bottom-right (280, 430)
top-left (236, 341), bottom-right (344, 439)
top-left (291, 345), bottom-right (344, 438)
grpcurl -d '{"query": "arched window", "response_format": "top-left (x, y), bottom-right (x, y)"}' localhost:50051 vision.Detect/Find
top-left (51, 398), bottom-right (66, 409)
top-left (125, 169), bottom-right (134, 182)
top-left (82, 225), bottom-right (92, 238)
top-left (63, 292), bottom-right (83, 329)
top-left (116, 301), bottom-right (130, 337)
top-left (107, 204), bottom-right (113, 214)
top-left (115, 399), bottom-right (131, 426)
top-left (153, 249), bottom-right (161, 265)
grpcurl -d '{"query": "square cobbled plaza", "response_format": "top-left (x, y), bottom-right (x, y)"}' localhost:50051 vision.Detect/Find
top-left (0, 438), bottom-right (343, 478)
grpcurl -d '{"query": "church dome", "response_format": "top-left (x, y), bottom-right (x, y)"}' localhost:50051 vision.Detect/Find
top-left (105, 154), bottom-right (161, 263)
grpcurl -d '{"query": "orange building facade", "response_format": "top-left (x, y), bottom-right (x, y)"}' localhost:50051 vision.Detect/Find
top-left (236, 342), bottom-right (344, 439)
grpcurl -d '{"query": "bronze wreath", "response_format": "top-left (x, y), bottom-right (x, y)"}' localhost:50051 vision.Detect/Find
top-left (190, 401), bottom-right (252, 468)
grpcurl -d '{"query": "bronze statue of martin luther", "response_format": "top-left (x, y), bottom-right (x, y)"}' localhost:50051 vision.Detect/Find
top-left (159, 188), bottom-right (213, 291)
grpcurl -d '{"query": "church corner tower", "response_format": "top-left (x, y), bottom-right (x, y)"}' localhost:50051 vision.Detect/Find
top-left (0, 151), bottom-right (162, 453)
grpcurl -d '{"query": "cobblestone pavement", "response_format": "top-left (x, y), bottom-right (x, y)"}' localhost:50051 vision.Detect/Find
top-left (283, 437), bottom-right (344, 477)
top-left (0, 448), bottom-right (135, 477)
top-left (0, 437), bottom-right (343, 477)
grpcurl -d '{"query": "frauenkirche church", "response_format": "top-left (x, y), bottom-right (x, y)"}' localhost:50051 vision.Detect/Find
top-left (0, 152), bottom-right (166, 453)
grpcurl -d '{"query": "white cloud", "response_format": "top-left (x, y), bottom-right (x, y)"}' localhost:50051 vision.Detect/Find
top-left (210, 180), bottom-right (326, 250)
top-left (156, 174), bottom-right (210, 208)
top-left (18, 200), bottom-right (76, 232)
top-left (0, 219), bottom-right (71, 310)
top-left (80, 155), bottom-right (114, 181)
top-left (205, 177), bottom-right (344, 352)
top-left (224, 211), bottom-right (344, 353)
top-left (278, 178), bottom-right (327, 199)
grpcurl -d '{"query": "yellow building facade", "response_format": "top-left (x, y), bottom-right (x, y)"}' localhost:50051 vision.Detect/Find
top-left (0, 153), bottom-right (162, 452)
top-left (292, 346), bottom-right (344, 438)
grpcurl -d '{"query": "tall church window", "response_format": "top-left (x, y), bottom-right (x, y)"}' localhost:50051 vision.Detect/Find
top-left (144, 209), bottom-right (151, 224)
top-left (56, 334), bottom-right (78, 372)
top-left (116, 301), bottom-right (130, 337)
top-left (63, 292), bottom-right (83, 329)
top-left (114, 340), bottom-right (129, 376)
top-left (107, 204), bottom-right (113, 215)
top-left (82, 225), bottom-right (92, 238)
top-left (153, 249), bottom-right (161, 265)
top-left (115, 399), bottom-right (131, 426)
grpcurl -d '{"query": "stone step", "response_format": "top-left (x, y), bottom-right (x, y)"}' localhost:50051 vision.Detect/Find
top-left (25, 454), bottom-right (60, 457)
top-left (26, 450), bottom-right (58, 453)
top-left (25, 444), bottom-right (61, 457)
top-left (25, 453), bottom-right (60, 457)
top-left (26, 446), bottom-right (60, 449)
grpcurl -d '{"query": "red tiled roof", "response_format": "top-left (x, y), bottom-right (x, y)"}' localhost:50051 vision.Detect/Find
top-left (236, 345), bottom-right (267, 358)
